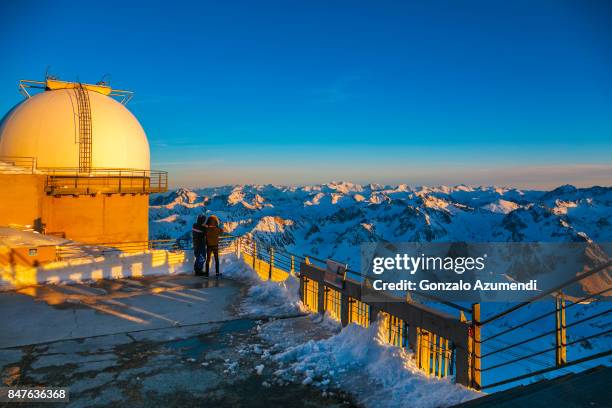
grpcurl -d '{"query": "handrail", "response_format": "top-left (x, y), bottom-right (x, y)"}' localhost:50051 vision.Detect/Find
top-left (0, 159), bottom-right (169, 194)
top-left (187, 234), bottom-right (612, 391)
top-left (473, 259), bottom-right (612, 391)
top-left (0, 156), bottom-right (37, 173)
top-left (481, 349), bottom-right (612, 390)
top-left (55, 235), bottom-right (236, 260)
top-left (480, 308), bottom-right (612, 358)
top-left (242, 235), bottom-right (473, 314)
top-left (44, 168), bottom-right (168, 195)
top-left (480, 286), bottom-right (612, 344)
top-left (244, 235), bottom-right (611, 390)
top-left (39, 167), bottom-right (167, 173)
top-left (480, 328), bottom-right (612, 373)
top-left (480, 260), bottom-right (611, 326)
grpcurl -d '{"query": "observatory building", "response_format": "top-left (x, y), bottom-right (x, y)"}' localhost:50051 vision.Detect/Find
top-left (0, 78), bottom-right (167, 244)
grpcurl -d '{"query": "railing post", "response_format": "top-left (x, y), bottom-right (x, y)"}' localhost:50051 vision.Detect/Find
top-left (556, 293), bottom-right (567, 366)
top-left (340, 294), bottom-right (349, 327)
top-left (236, 237), bottom-right (241, 258)
top-left (290, 255), bottom-right (295, 274)
top-left (268, 247), bottom-right (274, 281)
top-left (252, 240), bottom-right (257, 269)
top-left (470, 303), bottom-right (482, 390)
top-left (454, 311), bottom-right (470, 387)
top-left (369, 305), bottom-right (380, 325)
top-left (417, 328), bottom-right (435, 376)
top-left (317, 279), bottom-right (325, 313)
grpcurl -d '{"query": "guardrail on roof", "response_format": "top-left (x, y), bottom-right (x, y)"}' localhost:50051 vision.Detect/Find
top-left (42, 168), bottom-right (168, 195)
top-left (0, 159), bottom-right (169, 195)
top-left (0, 156), bottom-right (37, 173)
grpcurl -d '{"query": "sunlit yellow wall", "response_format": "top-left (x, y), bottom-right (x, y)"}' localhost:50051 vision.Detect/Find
top-left (0, 174), bottom-right (45, 227)
top-left (0, 174), bottom-right (148, 243)
top-left (43, 194), bottom-right (149, 243)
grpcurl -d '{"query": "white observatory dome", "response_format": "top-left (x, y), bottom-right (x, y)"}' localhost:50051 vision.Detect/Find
top-left (0, 88), bottom-right (150, 170)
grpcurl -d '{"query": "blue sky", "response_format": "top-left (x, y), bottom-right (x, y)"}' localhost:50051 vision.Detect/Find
top-left (1, 0), bottom-right (610, 188)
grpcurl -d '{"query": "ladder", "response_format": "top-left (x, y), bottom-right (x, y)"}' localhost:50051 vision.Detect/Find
top-left (74, 84), bottom-right (92, 173)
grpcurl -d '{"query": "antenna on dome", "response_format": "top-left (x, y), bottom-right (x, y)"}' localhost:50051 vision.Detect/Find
top-left (44, 66), bottom-right (58, 81)
top-left (97, 73), bottom-right (111, 87)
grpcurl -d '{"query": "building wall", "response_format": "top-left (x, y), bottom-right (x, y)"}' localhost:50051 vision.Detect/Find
top-left (0, 174), bottom-right (46, 229)
top-left (0, 174), bottom-right (149, 243)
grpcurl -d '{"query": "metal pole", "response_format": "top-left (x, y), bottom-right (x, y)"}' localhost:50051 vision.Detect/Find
top-left (471, 303), bottom-right (482, 390)
top-left (556, 293), bottom-right (567, 366)
top-left (269, 247), bottom-right (274, 281)
top-left (252, 240), bottom-right (257, 269)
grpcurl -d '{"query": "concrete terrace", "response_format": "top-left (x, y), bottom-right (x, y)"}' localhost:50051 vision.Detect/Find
top-left (0, 262), bottom-right (356, 407)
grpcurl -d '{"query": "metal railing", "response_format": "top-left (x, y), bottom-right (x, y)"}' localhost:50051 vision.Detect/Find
top-left (473, 260), bottom-right (612, 391)
top-left (0, 156), bottom-right (37, 173)
top-left (56, 239), bottom-right (182, 259)
top-left (230, 235), bottom-right (469, 384)
top-left (0, 158), bottom-right (168, 195)
top-left (229, 235), bottom-right (612, 391)
top-left (42, 168), bottom-right (168, 195)
top-left (55, 235), bottom-right (236, 260)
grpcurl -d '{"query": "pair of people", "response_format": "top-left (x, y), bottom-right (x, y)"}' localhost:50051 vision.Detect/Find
top-left (192, 214), bottom-right (223, 277)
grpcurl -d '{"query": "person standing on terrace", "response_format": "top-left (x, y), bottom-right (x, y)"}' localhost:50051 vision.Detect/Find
top-left (192, 214), bottom-right (207, 276)
top-left (205, 214), bottom-right (224, 277)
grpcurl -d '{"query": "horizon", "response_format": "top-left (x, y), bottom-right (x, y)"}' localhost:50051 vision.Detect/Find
top-left (1, 1), bottom-right (611, 188)
top-left (164, 180), bottom-right (609, 192)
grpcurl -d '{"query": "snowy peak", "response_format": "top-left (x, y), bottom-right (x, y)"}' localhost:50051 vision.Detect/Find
top-left (149, 187), bottom-right (203, 208)
top-left (483, 199), bottom-right (520, 214)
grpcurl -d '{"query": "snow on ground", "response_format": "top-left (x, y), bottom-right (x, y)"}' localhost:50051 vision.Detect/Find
top-left (222, 255), bottom-right (480, 408)
top-left (221, 255), bottom-right (306, 318)
top-left (261, 318), bottom-right (478, 408)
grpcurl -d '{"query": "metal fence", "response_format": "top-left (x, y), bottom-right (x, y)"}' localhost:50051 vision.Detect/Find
top-left (230, 235), bottom-right (612, 391)
top-left (55, 235), bottom-right (236, 260)
top-left (229, 235), bottom-right (469, 384)
top-left (475, 260), bottom-right (612, 390)
top-left (43, 168), bottom-right (168, 195)
top-left (0, 156), bottom-right (37, 173)
top-left (0, 158), bottom-right (168, 195)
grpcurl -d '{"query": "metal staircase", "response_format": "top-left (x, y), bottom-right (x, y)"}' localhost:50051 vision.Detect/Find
top-left (74, 84), bottom-right (92, 173)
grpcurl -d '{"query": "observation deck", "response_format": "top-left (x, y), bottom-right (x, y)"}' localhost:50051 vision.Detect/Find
top-left (0, 156), bottom-right (168, 195)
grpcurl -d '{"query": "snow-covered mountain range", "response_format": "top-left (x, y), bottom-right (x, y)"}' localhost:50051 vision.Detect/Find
top-left (150, 183), bottom-right (611, 268)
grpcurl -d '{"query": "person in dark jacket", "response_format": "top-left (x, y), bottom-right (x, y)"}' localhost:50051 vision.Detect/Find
top-left (205, 214), bottom-right (223, 276)
top-left (192, 214), bottom-right (207, 276)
